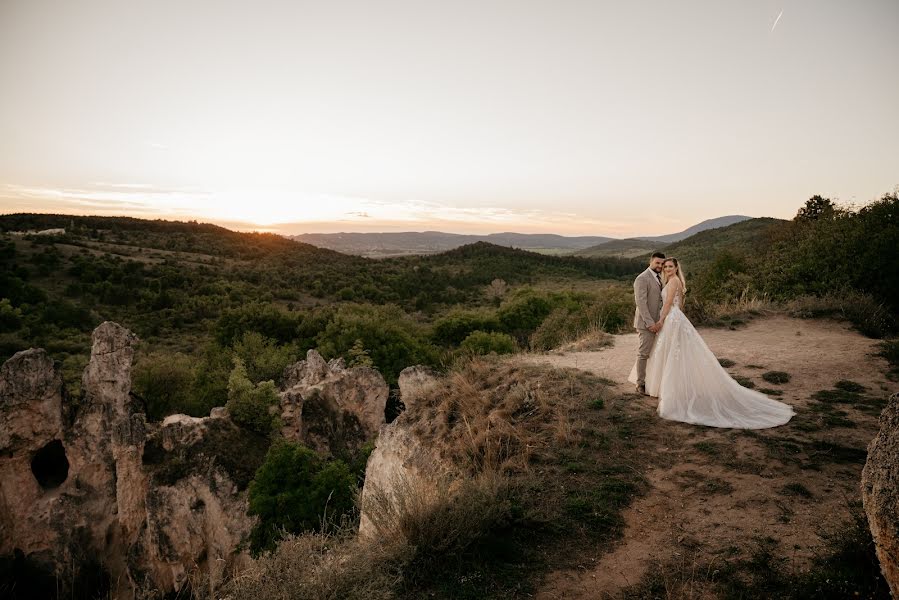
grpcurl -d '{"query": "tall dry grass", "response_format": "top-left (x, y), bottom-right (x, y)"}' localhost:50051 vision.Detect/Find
top-left (225, 357), bottom-right (634, 599)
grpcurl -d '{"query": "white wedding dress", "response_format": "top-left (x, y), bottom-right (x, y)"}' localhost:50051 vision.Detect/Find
top-left (629, 284), bottom-right (794, 429)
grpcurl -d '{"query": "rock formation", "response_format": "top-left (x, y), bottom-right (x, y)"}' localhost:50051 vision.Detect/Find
top-left (862, 391), bottom-right (899, 596)
top-left (280, 349), bottom-right (388, 455)
top-left (0, 324), bottom-right (388, 598)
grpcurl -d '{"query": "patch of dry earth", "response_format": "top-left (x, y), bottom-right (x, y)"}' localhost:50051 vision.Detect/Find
top-left (526, 316), bottom-right (895, 599)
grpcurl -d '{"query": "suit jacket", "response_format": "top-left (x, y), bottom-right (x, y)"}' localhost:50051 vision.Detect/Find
top-left (633, 268), bottom-right (663, 330)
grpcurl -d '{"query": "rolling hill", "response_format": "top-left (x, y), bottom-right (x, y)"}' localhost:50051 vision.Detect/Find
top-left (636, 215), bottom-right (752, 243)
top-left (291, 231), bottom-right (614, 257)
top-left (291, 216), bottom-right (753, 257)
top-left (661, 217), bottom-right (786, 271)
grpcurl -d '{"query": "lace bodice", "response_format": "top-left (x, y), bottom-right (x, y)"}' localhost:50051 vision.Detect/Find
top-left (662, 283), bottom-right (683, 310)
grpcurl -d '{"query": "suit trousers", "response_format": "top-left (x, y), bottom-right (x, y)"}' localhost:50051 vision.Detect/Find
top-left (634, 328), bottom-right (656, 386)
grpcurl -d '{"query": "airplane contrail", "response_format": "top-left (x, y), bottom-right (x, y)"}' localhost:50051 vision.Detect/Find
top-left (771, 9), bottom-right (784, 32)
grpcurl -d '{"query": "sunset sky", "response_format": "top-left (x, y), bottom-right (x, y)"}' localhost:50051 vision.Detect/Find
top-left (1, 0), bottom-right (897, 237)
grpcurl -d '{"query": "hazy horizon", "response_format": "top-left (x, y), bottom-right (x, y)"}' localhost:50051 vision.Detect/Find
top-left (2, 0), bottom-right (897, 237)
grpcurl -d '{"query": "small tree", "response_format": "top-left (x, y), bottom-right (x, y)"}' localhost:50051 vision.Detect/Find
top-left (346, 339), bottom-right (374, 368)
top-left (460, 331), bottom-right (519, 355)
top-left (226, 357), bottom-right (280, 434)
top-left (247, 441), bottom-right (356, 553)
top-left (795, 195), bottom-right (838, 222)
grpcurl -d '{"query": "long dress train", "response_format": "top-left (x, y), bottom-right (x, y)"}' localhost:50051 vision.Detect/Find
top-left (629, 286), bottom-right (794, 429)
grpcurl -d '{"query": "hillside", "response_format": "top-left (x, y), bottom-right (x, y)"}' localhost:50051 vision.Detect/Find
top-left (636, 214), bottom-right (752, 243)
top-left (572, 238), bottom-right (667, 259)
top-left (0, 213), bottom-right (643, 411)
top-left (661, 216), bottom-right (786, 271)
top-left (290, 216), bottom-right (754, 258)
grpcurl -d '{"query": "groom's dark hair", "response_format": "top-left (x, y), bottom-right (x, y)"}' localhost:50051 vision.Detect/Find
top-left (651, 251), bottom-right (666, 259)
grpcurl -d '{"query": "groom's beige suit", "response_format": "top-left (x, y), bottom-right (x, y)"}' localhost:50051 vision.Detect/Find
top-left (633, 267), bottom-right (664, 387)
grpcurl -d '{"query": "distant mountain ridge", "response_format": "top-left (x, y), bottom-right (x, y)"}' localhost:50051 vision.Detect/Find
top-left (634, 215), bottom-right (752, 243)
top-left (292, 215), bottom-right (753, 257)
top-left (291, 231), bottom-right (615, 257)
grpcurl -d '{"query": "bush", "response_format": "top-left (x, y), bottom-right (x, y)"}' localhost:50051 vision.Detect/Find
top-left (496, 292), bottom-right (552, 344)
top-left (0, 298), bottom-right (22, 333)
top-left (247, 441), bottom-right (357, 554)
top-left (315, 304), bottom-right (439, 384)
top-left (529, 286), bottom-right (633, 350)
top-left (132, 351), bottom-right (197, 420)
top-left (215, 303), bottom-right (304, 346)
top-left (762, 371), bottom-right (791, 385)
top-left (232, 331), bottom-right (298, 384)
top-left (431, 308), bottom-right (501, 346)
top-left (459, 330), bottom-right (518, 355)
top-left (225, 357), bottom-right (280, 434)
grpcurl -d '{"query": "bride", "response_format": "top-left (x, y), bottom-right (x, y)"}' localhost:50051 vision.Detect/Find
top-left (632, 257), bottom-right (794, 429)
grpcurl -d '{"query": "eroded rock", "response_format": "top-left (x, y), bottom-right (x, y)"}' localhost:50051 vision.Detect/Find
top-left (358, 413), bottom-right (456, 540)
top-left (1, 329), bottom-right (392, 598)
top-left (862, 392), bottom-right (899, 596)
top-left (280, 349), bottom-right (388, 455)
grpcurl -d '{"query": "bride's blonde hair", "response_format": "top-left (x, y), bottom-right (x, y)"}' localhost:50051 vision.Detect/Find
top-left (663, 257), bottom-right (687, 293)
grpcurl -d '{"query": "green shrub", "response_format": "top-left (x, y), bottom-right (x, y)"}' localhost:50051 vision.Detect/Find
top-left (215, 303), bottom-right (305, 346)
top-left (248, 441), bottom-right (356, 553)
top-left (315, 304), bottom-right (439, 385)
top-left (132, 351), bottom-right (197, 420)
top-left (496, 291), bottom-right (553, 343)
top-left (762, 371), bottom-right (791, 385)
top-left (431, 308), bottom-right (501, 346)
top-left (459, 330), bottom-right (518, 355)
top-left (0, 298), bottom-right (22, 333)
top-left (232, 331), bottom-right (298, 384)
top-left (529, 287), bottom-right (633, 350)
top-left (226, 357), bottom-right (280, 434)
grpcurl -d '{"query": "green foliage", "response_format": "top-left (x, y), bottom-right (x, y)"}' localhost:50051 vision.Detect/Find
top-left (431, 308), bottom-right (501, 346)
top-left (232, 331), bottom-right (298, 384)
top-left (132, 352), bottom-right (197, 421)
top-left (497, 291), bottom-right (552, 343)
top-left (794, 195), bottom-right (839, 221)
top-left (226, 357), bottom-right (280, 434)
top-left (216, 303), bottom-right (305, 346)
top-left (346, 339), bottom-right (374, 368)
top-left (459, 330), bottom-right (519, 355)
top-left (247, 441), bottom-right (356, 553)
top-left (529, 286), bottom-right (633, 350)
top-left (0, 298), bottom-right (22, 332)
top-left (314, 304), bottom-right (439, 384)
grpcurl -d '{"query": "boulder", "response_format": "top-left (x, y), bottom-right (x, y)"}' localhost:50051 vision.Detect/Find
top-left (357, 413), bottom-right (456, 540)
top-left (862, 392), bottom-right (899, 596)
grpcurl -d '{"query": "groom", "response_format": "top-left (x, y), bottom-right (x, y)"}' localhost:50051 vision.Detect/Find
top-left (633, 252), bottom-right (666, 395)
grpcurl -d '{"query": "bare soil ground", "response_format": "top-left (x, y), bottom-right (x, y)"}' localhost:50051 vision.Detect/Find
top-left (524, 315), bottom-right (896, 599)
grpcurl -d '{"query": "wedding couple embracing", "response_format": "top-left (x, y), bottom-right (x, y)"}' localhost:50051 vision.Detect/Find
top-left (628, 252), bottom-right (794, 429)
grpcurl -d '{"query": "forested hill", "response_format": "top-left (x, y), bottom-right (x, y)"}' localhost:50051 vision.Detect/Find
top-left (0, 214), bottom-right (644, 395)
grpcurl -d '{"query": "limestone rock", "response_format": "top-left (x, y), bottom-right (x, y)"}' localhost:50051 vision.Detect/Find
top-left (1, 327), bottom-right (386, 597)
top-left (397, 365), bottom-right (440, 411)
top-left (0, 322), bottom-right (265, 598)
top-left (0, 348), bottom-right (64, 454)
top-left (279, 349), bottom-right (388, 455)
top-left (862, 392), bottom-right (899, 596)
top-left (358, 413), bottom-right (456, 540)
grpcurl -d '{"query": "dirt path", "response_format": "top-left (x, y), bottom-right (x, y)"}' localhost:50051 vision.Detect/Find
top-left (525, 315), bottom-right (896, 599)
